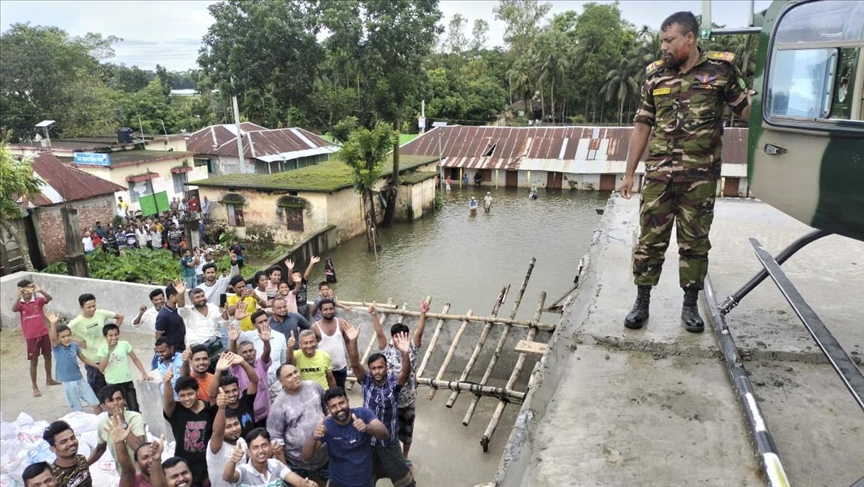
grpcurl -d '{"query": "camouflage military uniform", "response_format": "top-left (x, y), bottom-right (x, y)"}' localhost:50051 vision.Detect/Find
top-left (632, 49), bottom-right (749, 290)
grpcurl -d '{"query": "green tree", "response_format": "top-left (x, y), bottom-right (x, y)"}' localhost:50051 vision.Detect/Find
top-left (198, 0), bottom-right (323, 127)
top-left (470, 19), bottom-right (490, 52)
top-left (0, 141), bottom-right (43, 271)
top-left (0, 23), bottom-right (117, 140)
top-left (337, 123), bottom-right (393, 251)
top-left (442, 13), bottom-right (468, 56)
top-left (494, 0), bottom-right (552, 53)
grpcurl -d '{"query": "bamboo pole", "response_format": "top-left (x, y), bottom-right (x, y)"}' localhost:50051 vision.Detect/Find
top-left (339, 300), bottom-right (398, 309)
top-left (445, 285), bottom-right (510, 408)
top-left (427, 310), bottom-right (472, 400)
top-left (481, 292), bottom-right (547, 452)
top-left (376, 309), bottom-right (556, 331)
top-left (463, 258), bottom-right (535, 425)
top-left (417, 378), bottom-right (525, 402)
top-left (416, 302), bottom-right (452, 378)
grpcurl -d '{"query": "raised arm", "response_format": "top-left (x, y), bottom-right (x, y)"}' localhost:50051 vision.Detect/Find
top-left (303, 255), bottom-right (320, 281)
top-left (341, 320), bottom-right (365, 382)
top-left (35, 284), bottom-right (52, 304)
top-left (357, 415), bottom-right (389, 441)
top-left (180, 345), bottom-right (192, 377)
top-left (133, 305), bottom-right (147, 327)
top-left (392, 332), bottom-right (412, 387)
top-left (259, 323), bottom-right (272, 366)
top-left (210, 387), bottom-right (228, 453)
top-left (162, 365), bottom-right (176, 417)
top-left (11, 286), bottom-right (23, 313)
top-left (302, 418), bottom-right (326, 462)
top-left (175, 281), bottom-right (187, 308)
top-left (231, 352), bottom-right (259, 393)
top-left (369, 303), bottom-right (387, 351)
top-left (107, 415), bottom-right (137, 487)
top-left (413, 299), bottom-right (431, 348)
top-left (222, 443), bottom-right (245, 484)
top-left (148, 436), bottom-right (168, 487)
top-left (46, 310), bottom-right (60, 348)
top-left (210, 353), bottom-right (233, 405)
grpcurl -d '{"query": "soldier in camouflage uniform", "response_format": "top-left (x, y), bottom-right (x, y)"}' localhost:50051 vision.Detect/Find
top-left (618, 11), bottom-right (753, 333)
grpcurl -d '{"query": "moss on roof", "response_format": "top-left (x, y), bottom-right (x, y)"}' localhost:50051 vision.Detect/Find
top-left (399, 171), bottom-right (437, 184)
top-left (194, 155), bottom-right (438, 192)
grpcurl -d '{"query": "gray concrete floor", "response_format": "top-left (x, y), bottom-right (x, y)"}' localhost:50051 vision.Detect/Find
top-left (501, 196), bottom-right (864, 487)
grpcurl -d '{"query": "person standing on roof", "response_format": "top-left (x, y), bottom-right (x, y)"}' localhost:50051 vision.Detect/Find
top-left (617, 11), bottom-right (752, 333)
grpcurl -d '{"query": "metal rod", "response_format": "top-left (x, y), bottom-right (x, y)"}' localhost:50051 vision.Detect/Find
top-left (464, 258), bottom-right (536, 425)
top-left (417, 378), bottom-right (525, 403)
top-left (446, 286), bottom-right (510, 408)
top-left (704, 273), bottom-right (790, 487)
top-left (719, 229), bottom-right (830, 315)
top-left (711, 27), bottom-right (762, 36)
top-left (427, 310), bottom-right (473, 400)
top-left (750, 238), bottom-right (864, 411)
top-left (416, 303), bottom-right (452, 378)
top-left (481, 292), bottom-right (546, 451)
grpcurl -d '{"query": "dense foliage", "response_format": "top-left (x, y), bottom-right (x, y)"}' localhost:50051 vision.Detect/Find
top-left (0, 2), bottom-right (759, 142)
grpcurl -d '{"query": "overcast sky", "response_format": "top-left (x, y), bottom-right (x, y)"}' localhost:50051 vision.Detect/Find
top-left (1, 0), bottom-right (772, 72)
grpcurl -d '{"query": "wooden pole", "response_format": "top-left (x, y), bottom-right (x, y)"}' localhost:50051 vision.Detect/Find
top-left (376, 309), bottom-right (556, 331)
top-left (445, 285), bottom-right (510, 408)
top-left (480, 292), bottom-right (546, 452)
top-left (416, 302), bottom-right (451, 378)
top-left (463, 258), bottom-right (535, 425)
top-left (427, 310), bottom-right (472, 400)
top-left (338, 300), bottom-right (399, 309)
top-left (417, 378), bottom-right (525, 402)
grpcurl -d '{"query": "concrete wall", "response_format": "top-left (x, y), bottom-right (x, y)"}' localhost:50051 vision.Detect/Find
top-left (34, 195), bottom-right (116, 264)
top-left (0, 271), bottom-right (159, 333)
top-left (197, 175), bottom-right (429, 247)
top-left (396, 177), bottom-right (437, 222)
top-left (145, 138), bottom-right (188, 153)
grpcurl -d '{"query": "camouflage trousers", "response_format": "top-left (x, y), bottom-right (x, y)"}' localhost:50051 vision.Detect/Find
top-left (633, 179), bottom-right (717, 290)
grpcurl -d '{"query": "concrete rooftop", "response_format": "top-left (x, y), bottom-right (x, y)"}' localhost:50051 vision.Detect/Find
top-left (498, 196), bottom-right (864, 487)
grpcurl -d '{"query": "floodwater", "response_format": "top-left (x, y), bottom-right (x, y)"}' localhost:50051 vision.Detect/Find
top-left (323, 187), bottom-right (610, 319)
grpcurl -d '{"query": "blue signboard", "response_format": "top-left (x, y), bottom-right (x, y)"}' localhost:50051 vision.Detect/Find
top-left (73, 152), bottom-right (110, 166)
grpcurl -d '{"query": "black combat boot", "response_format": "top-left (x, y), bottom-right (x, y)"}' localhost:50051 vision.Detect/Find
top-left (624, 285), bottom-right (651, 329)
top-left (681, 288), bottom-right (705, 333)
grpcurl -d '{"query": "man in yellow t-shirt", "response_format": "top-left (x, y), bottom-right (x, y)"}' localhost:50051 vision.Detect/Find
top-left (287, 329), bottom-right (335, 389)
top-left (224, 276), bottom-right (260, 331)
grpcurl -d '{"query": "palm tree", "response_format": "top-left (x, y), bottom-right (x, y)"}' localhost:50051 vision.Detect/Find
top-left (532, 29), bottom-right (573, 123)
top-left (600, 55), bottom-right (641, 124)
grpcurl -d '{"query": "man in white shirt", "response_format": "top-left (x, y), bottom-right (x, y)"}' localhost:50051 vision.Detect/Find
top-left (133, 289), bottom-right (165, 331)
top-left (196, 257), bottom-right (239, 307)
top-left (177, 286), bottom-right (224, 346)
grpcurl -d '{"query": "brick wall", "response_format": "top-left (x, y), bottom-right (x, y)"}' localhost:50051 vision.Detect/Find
top-left (34, 195), bottom-right (117, 264)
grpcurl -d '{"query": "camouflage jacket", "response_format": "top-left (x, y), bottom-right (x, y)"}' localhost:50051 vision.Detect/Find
top-left (634, 49), bottom-right (749, 182)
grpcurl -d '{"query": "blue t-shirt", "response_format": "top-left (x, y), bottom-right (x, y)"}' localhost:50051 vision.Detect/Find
top-left (53, 342), bottom-right (84, 382)
top-left (323, 407), bottom-right (376, 487)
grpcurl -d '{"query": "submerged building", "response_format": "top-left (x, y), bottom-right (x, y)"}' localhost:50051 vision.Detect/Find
top-left (401, 126), bottom-right (749, 197)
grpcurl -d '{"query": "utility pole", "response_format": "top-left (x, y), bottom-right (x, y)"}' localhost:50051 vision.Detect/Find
top-left (231, 77), bottom-right (247, 174)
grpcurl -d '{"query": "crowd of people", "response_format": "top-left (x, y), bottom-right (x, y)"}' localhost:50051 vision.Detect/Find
top-left (80, 195), bottom-right (214, 260)
top-left (12, 252), bottom-right (428, 487)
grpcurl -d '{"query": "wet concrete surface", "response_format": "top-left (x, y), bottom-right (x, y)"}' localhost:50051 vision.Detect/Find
top-left (500, 196), bottom-right (864, 487)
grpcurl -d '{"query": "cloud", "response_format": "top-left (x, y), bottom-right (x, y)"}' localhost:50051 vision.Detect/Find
top-left (3, 0), bottom-right (773, 71)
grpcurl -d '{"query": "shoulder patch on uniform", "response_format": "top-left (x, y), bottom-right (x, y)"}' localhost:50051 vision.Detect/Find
top-left (646, 60), bottom-right (664, 75)
top-left (706, 51), bottom-right (736, 63)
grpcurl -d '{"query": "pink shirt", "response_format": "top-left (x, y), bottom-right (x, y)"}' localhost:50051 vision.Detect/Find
top-left (231, 358), bottom-right (270, 422)
top-left (17, 296), bottom-right (48, 340)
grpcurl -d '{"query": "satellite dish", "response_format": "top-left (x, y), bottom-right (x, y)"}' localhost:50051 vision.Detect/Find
top-left (35, 120), bottom-right (56, 128)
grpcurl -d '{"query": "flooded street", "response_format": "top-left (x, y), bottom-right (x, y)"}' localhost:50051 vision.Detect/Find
top-left (322, 187), bottom-right (610, 319)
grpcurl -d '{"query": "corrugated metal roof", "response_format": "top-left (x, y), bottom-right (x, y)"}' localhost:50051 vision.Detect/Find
top-left (24, 153), bottom-right (125, 208)
top-left (404, 126), bottom-right (749, 170)
top-left (186, 123), bottom-right (335, 161)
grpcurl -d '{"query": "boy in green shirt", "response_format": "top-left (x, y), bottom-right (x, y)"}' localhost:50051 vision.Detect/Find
top-left (68, 293), bottom-right (124, 397)
top-left (97, 323), bottom-right (152, 412)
